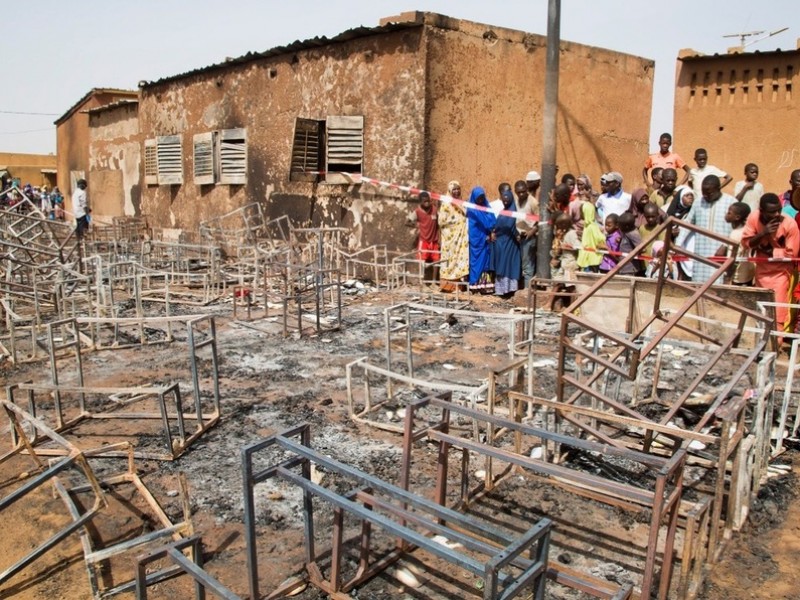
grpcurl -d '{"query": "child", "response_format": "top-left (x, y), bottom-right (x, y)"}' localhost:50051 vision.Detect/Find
top-left (618, 212), bottom-right (645, 276)
top-left (599, 214), bottom-right (620, 273)
top-left (719, 201), bottom-right (754, 286)
top-left (406, 191), bottom-right (440, 283)
top-left (550, 213), bottom-right (580, 279)
top-left (643, 133), bottom-right (689, 188)
top-left (734, 163), bottom-right (764, 212)
top-left (550, 213), bottom-right (580, 309)
top-left (647, 241), bottom-right (675, 279)
top-left (577, 202), bottom-right (605, 273)
top-left (647, 167), bottom-right (664, 197)
top-left (689, 148), bottom-right (732, 199)
top-left (639, 202), bottom-right (666, 260)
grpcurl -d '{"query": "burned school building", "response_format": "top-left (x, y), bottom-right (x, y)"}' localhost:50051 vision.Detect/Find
top-left (84, 11), bottom-right (653, 249)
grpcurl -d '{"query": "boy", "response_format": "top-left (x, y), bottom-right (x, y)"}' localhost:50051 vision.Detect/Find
top-left (741, 194), bottom-right (800, 343)
top-left (639, 203), bottom-right (666, 259)
top-left (689, 148), bottom-right (731, 200)
top-left (719, 202), bottom-right (754, 285)
top-left (734, 163), bottom-right (764, 212)
top-left (647, 167), bottom-right (664, 197)
top-left (618, 212), bottom-right (645, 276)
top-left (406, 191), bottom-right (440, 282)
top-left (643, 133), bottom-right (690, 188)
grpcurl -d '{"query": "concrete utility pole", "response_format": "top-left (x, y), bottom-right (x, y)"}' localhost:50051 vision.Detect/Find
top-left (536, 0), bottom-right (561, 279)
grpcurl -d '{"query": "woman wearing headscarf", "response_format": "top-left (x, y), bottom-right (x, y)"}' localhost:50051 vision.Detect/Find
top-left (667, 185), bottom-right (696, 280)
top-left (666, 185), bottom-right (695, 221)
top-left (491, 189), bottom-right (522, 297)
top-left (629, 188), bottom-right (652, 229)
top-left (576, 174), bottom-right (599, 203)
top-left (467, 186), bottom-right (497, 293)
top-left (576, 201), bottom-right (605, 272)
top-left (438, 181), bottom-right (470, 292)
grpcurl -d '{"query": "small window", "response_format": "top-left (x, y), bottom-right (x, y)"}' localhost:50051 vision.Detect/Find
top-left (144, 139), bottom-right (158, 185)
top-left (325, 115), bottom-right (363, 183)
top-left (193, 132), bottom-right (216, 185)
top-left (290, 118), bottom-right (324, 182)
top-left (157, 135), bottom-right (183, 185)
top-left (219, 128), bottom-right (247, 184)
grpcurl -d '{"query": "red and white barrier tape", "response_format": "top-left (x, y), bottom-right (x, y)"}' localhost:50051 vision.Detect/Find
top-left (310, 171), bottom-right (800, 264)
top-left (313, 171), bottom-right (542, 224)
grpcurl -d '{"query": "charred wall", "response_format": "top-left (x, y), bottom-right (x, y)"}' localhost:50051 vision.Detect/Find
top-left (138, 28), bottom-right (428, 251)
top-left (88, 103), bottom-right (143, 220)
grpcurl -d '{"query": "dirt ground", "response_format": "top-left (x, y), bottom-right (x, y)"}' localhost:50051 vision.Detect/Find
top-left (0, 288), bottom-right (797, 600)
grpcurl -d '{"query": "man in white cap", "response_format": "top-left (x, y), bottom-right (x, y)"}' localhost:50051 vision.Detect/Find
top-left (596, 172), bottom-right (631, 222)
top-left (526, 171), bottom-right (541, 198)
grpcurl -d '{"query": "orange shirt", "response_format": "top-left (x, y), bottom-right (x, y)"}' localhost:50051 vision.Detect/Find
top-left (741, 211), bottom-right (800, 276)
top-left (645, 151), bottom-right (686, 171)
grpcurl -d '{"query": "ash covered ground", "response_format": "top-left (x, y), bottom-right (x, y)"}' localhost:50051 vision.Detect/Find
top-left (0, 288), bottom-right (796, 600)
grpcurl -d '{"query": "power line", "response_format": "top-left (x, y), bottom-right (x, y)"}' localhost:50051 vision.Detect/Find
top-left (0, 110), bottom-right (60, 116)
top-left (0, 127), bottom-right (55, 135)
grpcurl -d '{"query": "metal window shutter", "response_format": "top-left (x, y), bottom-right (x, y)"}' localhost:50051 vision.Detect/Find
top-left (219, 128), bottom-right (247, 185)
top-left (144, 139), bottom-right (158, 185)
top-left (326, 116), bottom-right (363, 165)
top-left (157, 135), bottom-right (183, 185)
top-left (193, 132), bottom-right (216, 185)
top-left (290, 118), bottom-right (322, 182)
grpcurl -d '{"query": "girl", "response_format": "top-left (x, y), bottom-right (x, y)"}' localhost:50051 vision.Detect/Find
top-left (668, 186), bottom-right (696, 280)
top-left (577, 202), bottom-right (605, 273)
top-left (599, 214), bottom-right (620, 273)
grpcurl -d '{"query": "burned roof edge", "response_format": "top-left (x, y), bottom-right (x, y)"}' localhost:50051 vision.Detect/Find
top-left (138, 21), bottom-right (422, 90)
top-left (83, 99), bottom-right (140, 116)
top-left (139, 12), bottom-right (654, 91)
top-left (55, 88), bottom-right (138, 125)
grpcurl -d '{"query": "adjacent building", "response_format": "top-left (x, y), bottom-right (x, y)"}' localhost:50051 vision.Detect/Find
top-left (55, 88), bottom-right (138, 197)
top-left (0, 152), bottom-right (57, 188)
top-left (87, 12), bottom-right (654, 250)
top-left (674, 40), bottom-right (800, 196)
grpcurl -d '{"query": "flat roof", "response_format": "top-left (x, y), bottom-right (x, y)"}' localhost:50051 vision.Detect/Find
top-left (679, 46), bottom-right (800, 62)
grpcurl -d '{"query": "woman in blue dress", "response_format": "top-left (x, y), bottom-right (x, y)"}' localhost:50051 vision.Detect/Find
top-left (491, 189), bottom-right (521, 297)
top-left (467, 186), bottom-right (496, 293)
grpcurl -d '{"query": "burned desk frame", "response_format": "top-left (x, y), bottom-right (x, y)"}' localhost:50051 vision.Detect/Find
top-left (556, 219), bottom-right (771, 434)
top-left (0, 400), bottom-right (107, 586)
top-left (241, 250), bottom-right (343, 336)
top-left (54, 449), bottom-right (194, 599)
top-left (134, 536), bottom-right (241, 600)
top-left (548, 218), bottom-right (774, 596)
top-left (384, 302), bottom-right (533, 393)
top-left (1, 401), bottom-right (198, 598)
top-left (3, 314), bottom-right (221, 460)
top-left (505, 391), bottom-right (744, 599)
top-left (242, 423), bottom-right (552, 600)
top-left (401, 392), bottom-right (677, 599)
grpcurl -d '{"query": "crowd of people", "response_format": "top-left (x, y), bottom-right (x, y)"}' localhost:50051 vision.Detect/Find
top-left (407, 132), bottom-right (800, 342)
top-left (0, 179), bottom-right (67, 220)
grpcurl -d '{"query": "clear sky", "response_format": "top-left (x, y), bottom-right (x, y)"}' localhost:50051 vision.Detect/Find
top-left (1, 0), bottom-right (794, 156)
